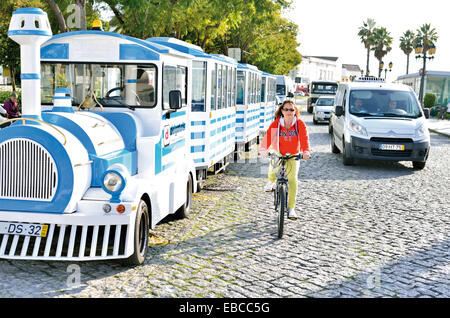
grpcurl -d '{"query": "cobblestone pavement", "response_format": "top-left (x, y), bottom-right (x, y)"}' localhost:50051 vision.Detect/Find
top-left (1, 102), bottom-right (450, 298)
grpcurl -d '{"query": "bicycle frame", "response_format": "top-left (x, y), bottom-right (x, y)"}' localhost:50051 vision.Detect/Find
top-left (271, 153), bottom-right (302, 212)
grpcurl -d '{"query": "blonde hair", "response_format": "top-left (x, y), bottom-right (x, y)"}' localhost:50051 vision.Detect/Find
top-left (274, 100), bottom-right (299, 119)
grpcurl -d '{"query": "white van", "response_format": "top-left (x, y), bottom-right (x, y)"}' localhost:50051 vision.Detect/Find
top-left (330, 78), bottom-right (431, 169)
top-left (276, 75), bottom-right (294, 105)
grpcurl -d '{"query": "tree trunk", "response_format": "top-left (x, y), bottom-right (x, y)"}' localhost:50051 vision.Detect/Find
top-left (74, 0), bottom-right (87, 30)
top-left (378, 59), bottom-right (382, 78)
top-left (44, 0), bottom-right (68, 33)
top-left (10, 66), bottom-right (16, 92)
top-left (366, 47), bottom-right (370, 75)
top-left (406, 54), bottom-right (410, 74)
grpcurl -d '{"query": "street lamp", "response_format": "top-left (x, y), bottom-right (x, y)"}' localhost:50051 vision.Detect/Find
top-left (379, 61), bottom-right (384, 77)
top-left (415, 42), bottom-right (436, 106)
top-left (384, 61), bottom-right (393, 80)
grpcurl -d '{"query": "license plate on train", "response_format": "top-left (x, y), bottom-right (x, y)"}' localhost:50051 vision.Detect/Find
top-left (379, 144), bottom-right (405, 151)
top-left (0, 222), bottom-right (48, 237)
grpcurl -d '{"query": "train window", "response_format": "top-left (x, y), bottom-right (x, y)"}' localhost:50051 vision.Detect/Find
top-left (247, 73), bottom-right (252, 104)
top-left (251, 73), bottom-right (255, 104)
top-left (191, 61), bottom-right (207, 112)
top-left (223, 65), bottom-right (228, 109)
top-left (261, 77), bottom-right (266, 103)
top-left (211, 63), bottom-right (217, 110)
top-left (217, 65), bottom-right (223, 109)
top-left (227, 66), bottom-right (232, 108)
top-left (237, 71), bottom-right (245, 105)
top-left (232, 69), bottom-right (236, 106)
top-left (163, 65), bottom-right (187, 110)
top-left (257, 76), bottom-right (261, 103)
top-left (40, 62), bottom-right (157, 108)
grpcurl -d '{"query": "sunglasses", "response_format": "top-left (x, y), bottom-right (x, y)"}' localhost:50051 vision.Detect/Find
top-left (282, 108), bottom-right (295, 112)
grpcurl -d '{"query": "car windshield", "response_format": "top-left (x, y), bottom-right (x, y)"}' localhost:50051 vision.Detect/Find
top-left (316, 98), bottom-right (335, 106)
top-left (349, 89), bottom-right (422, 118)
top-left (41, 63), bottom-right (157, 108)
top-left (311, 83), bottom-right (337, 94)
top-left (276, 84), bottom-right (286, 96)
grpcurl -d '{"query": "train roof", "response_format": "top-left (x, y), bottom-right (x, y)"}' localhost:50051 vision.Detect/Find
top-left (237, 63), bottom-right (260, 72)
top-left (146, 37), bottom-right (210, 58)
top-left (41, 31), bottom-right (190, 62)
top-left (261, 71), bottom-right (276, 78)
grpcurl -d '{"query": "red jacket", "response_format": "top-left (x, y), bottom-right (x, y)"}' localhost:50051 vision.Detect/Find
top-left (260, 116), bottom-right (310, 155)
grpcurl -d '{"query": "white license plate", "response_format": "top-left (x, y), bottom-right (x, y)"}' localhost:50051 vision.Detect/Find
top-left (0, 222), bottom-right (48, 237)
top-left (379, 144), bottom-right (405, 151)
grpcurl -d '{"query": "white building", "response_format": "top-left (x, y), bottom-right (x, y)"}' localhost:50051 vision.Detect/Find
top-left (341, 64), bottom-right (362, 82)
top-left (292, 56), bottom-right (341, 83)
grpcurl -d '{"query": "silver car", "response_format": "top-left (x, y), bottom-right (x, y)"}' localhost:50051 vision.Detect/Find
top-left (313, 96), bottom-right (335, 124)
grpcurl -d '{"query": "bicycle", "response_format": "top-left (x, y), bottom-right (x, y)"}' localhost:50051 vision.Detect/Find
top-left (269, 152), bottom-right (303, 239)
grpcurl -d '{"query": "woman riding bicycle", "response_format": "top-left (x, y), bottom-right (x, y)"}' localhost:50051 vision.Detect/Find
top-left (259, 99), bottom-right (311, 220)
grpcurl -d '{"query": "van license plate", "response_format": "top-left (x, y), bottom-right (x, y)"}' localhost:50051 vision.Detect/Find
top-left (0, 222), bottom-right (48, 237)
top-left (379, 144), bottom-right (405, 151)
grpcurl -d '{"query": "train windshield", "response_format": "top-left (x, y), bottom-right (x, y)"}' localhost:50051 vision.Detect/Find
top-left (41, 63), bottom-right (157, 108)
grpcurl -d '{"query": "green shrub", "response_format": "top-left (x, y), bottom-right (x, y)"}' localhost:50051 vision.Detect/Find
top-left (423, 93), bottom-right (436, 108)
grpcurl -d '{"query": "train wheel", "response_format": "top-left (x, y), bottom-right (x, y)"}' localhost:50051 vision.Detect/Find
top-left (122, 199), bottom-right (149, 266)
top-left (175, 174), bottom-right (193, 219)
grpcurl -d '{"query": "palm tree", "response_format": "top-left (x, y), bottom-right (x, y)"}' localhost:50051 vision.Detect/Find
top-left (415, 24), bottom-right (438, 104)
top-left (415, 23), bottom-right (438, 53)
top-left (399, 30), bottom-right (415, 74)
top-left (358, 18), bottom-right (376, 76)
top-left (371, 27), bottom-right (393, 77)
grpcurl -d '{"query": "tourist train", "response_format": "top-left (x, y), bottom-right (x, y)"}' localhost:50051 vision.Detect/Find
top-left (0, 8), bottom-right (280, 264)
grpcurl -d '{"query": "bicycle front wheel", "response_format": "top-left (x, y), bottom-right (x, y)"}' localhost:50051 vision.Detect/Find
top-left (277, 184), bottom-right (287, 239)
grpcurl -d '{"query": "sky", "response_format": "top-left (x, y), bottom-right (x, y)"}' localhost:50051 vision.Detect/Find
top-left (283, 0), bottom-right (450, 81)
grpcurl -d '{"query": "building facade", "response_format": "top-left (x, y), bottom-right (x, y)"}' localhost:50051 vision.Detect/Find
top-left (341, 64), bottom-right (362, 82)
top-left (292, 56), bottom-right (340, 84)
top-left (396, 70), bottom-right (450, 106)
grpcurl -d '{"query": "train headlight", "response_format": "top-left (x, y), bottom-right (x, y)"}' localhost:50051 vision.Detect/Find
top-left (103, 172), bottom-right (124, 193)
top-left (101, 164), bottom-right (129, 203)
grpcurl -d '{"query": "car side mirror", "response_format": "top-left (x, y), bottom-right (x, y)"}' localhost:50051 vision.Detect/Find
top-left (335, 105), bottom-right (344, 117)
top-left (169, 90), bottom-right (182, 110)
top-left (287, 92), bottom-right (294, 98)
top-left (423, 108), bottom-right (430, 119)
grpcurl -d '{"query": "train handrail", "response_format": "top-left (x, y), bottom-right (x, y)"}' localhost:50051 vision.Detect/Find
top-left (1, 117), bottom-right (67, 146)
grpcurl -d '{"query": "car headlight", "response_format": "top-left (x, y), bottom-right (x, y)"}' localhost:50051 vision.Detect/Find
top-left (103, 172), bottom-right (124, 193)
top-left (349, 120), bottom-right (368, 136)
top-left (415, 124), bottom-right (427, 137)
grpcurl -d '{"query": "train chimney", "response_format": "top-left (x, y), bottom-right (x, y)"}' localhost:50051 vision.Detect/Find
top-left (8, 8), bottom-right (52, 119)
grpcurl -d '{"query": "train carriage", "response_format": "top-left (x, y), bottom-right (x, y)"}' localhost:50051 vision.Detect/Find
top-left (236, 63), bottom-right (262, 152)
top-left (146, 38), bottom-right (237, 186)
top-left (259, 72), bottom-right (277, 135)
top-left (0, 8), bottom-right (197, 264)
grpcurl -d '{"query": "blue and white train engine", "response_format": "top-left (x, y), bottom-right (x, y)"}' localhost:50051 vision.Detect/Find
top-left (0, 8), bottom-right (196, 265)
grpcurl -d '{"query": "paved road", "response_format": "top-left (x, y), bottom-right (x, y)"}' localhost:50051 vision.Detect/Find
top-left (1, 100), bottom-right (449, 298)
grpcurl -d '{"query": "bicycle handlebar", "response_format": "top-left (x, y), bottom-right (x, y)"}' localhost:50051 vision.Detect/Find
top-left (269, 153), bottom-right (305, 161)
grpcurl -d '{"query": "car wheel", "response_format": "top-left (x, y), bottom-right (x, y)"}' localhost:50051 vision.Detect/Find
top-left (328, 124), bottom-right (333, 134)
top-left (342, 140), bottom-right (354, 166)
top-left (412, 161), bottom-right (426, 169)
